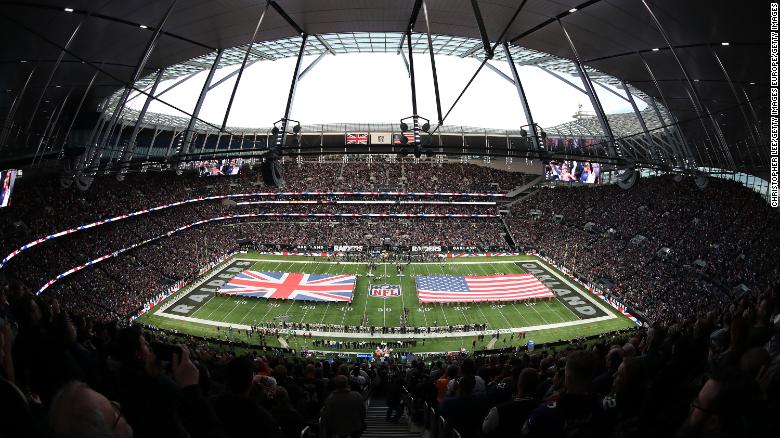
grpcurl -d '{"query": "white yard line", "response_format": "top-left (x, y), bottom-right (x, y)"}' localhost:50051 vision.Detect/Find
top-left (509, 302), bottom-right (533, 327)
top-left (320, 302), bottom-right (331, 324)
top-left (237, 300), bottom-right (261, 325)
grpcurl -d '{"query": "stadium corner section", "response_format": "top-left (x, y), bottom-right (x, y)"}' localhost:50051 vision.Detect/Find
top-left (138, 253), bottom-right (638, 353)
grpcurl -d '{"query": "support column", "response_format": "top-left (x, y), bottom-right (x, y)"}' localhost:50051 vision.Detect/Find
top-left (24, 11), bottom-right (91, 148)
top-left (0, 66), bottom-right (36, 149)
top-left (222, 2), bottom-right (269, 131)
top-left (559, 20), bottom-right (617, 158)
top-left (88, 0), bottom-right (178, 173)
top-left (181, 48), bottom-right (223, 156)
top-left (710, 47), bottom-right (760, 149)
top-left (620, 81), bottom-right (657, 161)
top-left (504, 42), bottom-right (540, 151)
top-left (639, 0), bottom-right (734, 168)
top-left (276, 34), bottom-right (308, 151)
top-left (406, 30), bottom-right (421, 148)
top-left (422, 1), bottom-right (443, 125)
top-left (637, 52), bottom-right (694, 166)
top-left (59, 70), bottom-right (99, 158)
top-left (120, 68), bottom-right (165, 170)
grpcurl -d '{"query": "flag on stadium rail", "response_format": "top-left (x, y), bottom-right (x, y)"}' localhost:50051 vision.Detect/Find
top-left (393, 133), bottom-right (416, 144)
top-left (346, 133), bottom-right (368, 144)
top-left (219, 270), bottom-right (356, 302)
top-left (370, 132), bottom-right (392, 144)
top-left (415, 274), bottom-right (554, 303)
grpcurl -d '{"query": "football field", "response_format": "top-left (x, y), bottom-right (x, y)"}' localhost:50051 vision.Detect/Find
top-left (139, 253), bottom-right (636, 353)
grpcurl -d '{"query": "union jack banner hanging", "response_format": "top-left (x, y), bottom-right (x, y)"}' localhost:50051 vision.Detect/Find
top-left (415, 274), bottom-right (554, 303)
top-left (219, 270), bottom-right (356, 302)
top-left (346, 133), bottom-right (368, 144)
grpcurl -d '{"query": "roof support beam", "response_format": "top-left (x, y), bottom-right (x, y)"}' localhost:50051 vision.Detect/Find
top-left (503, 42), bottom-right (540, 151)
top-left (399, 47), bottom-right (411, 76)
top-left (298, 50), bottom-right (328, 81)
top-left (208, 59), bottom-right (260, 91)
top-left (639, 0), bottom-right (734, 169)
top-left (536, 66), bottom-right (586, 94)
top-left (710, 46), bottom-right (761, 150)
top-left (469, 0), bottom-right (494, 59)
top-left (126, 69), bottom-right (197, 106)
top-left (621, 80), bottom-right (658, 161)
top-left (269, 1), bottom-right (304, 34)
top-left (422, 0), bottom-right (443, 125)
top-left (438, 0), bottom-right (529, 129)
top-left (119, 68), bottom-right (165, 172)
top-left (23, 9), bottom-right (92, 149)
top-left (276, 34), bottom-right (308, 151)
top-left (222, 2), bottom-right (270, 131)
top-left (58, 69), bottom-right (99, 158)
top-left (33, 86), bottom-right (72, 165)
top-left (0, 66), bottom-right (35, 150)
top-left (484, 61), bottom-right (515, 85)
top-left (181, 48), bottom-right (223, 155)
top-left (89, 0), bottom-right (179, 174)
top-left (314, 35), bottom-right (337, 55)
top-left (637, 52), bottom-right (694, 166)
top-left (559, 19), bottom-right (617, 158)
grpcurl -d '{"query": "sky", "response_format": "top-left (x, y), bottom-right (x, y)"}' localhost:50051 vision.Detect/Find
top-left (132, 52), bottom-right (645, 131)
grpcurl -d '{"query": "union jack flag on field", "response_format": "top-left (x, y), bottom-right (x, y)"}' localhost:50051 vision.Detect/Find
top-left (219, 270), bottom-right (356, 302)
top-left (415, 274), bottom-right (554, 303)
top-left (346, 133), bottom-right (368, 144)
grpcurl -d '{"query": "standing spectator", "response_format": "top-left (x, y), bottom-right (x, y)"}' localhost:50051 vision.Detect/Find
top-left (321, 375), bottom-right (366, 438)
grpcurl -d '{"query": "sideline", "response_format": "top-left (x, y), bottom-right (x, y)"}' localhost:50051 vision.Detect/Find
top-left (155, 311), bottom-right (616, 339)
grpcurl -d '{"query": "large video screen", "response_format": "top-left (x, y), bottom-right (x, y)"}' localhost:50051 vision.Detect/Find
top-left (198, 160), bottom-right (242, 177)
top-left (545, 160), bottom-right (601, 184)
top-left (1, 169), bottom-right (18, 207)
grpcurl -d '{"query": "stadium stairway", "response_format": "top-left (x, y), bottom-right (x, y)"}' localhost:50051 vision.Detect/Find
top-left (504, 173), bottom-right (545, 201)
top-left (363, 398), bottom-right (421, 438)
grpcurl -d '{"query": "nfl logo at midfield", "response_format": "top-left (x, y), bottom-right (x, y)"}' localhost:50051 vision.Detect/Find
top-left (370, 284), bottom-right (401, 298)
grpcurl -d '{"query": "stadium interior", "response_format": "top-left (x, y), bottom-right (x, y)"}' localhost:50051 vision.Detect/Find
top-left (0, 1), bottom-right (776, 438)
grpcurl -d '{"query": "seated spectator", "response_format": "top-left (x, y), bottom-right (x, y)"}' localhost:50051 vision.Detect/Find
top-left (49, 381), bottom-right (133, 438)
top-left (210, 357), bottom-right (282, 438)
top-left (482, 368), bottom-right (540, 438)
top-left (521, 351), bottom-right (606, 437)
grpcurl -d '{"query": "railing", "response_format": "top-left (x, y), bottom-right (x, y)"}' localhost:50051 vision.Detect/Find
top-left (410, 393), bottom-right (464, 438)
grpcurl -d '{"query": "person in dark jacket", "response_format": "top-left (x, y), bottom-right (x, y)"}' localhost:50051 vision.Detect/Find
top-left (321, 375), bottom-right (366, 438)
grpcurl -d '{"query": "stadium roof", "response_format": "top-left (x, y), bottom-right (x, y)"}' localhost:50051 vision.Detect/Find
top-left (0, 0), bottom-right (768, 176)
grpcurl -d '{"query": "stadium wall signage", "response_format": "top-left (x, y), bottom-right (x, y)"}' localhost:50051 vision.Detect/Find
top-left (334, 245), bottom-right (364, 252)
top-left (412, 245), bottom-right (442, 252)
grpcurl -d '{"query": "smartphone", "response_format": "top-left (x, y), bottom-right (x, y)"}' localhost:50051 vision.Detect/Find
top-left (150, 342), bottom-right (182, 362)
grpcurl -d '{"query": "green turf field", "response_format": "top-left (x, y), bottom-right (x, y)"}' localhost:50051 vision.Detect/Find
top-left (138, 252), bottom-right (636, 353)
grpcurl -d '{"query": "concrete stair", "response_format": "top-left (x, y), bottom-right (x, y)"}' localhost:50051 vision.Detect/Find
top-left (362, 398), bottom-right (420, 438)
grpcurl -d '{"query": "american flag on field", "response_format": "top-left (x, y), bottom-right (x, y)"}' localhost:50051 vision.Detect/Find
top-left (415, 274), bottom-right (554, 303)
top-left (219, 270), bottom-right (356, 302)
top-left (346, 133), bottom-right (368, 144)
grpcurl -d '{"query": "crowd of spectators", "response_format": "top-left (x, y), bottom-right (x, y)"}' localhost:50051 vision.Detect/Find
top-left (0, 275), bottom-right (777, 437)
top-left (507, 175), bottom-right (779, 324)
top-left (0, 162), bottom-right (515, 321)
top-left (0, 164), bottom-right (778, 437)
